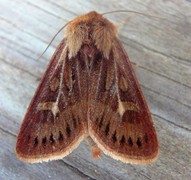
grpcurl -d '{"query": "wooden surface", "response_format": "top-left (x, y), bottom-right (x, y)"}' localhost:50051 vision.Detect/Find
top-left (0, 0), bottom-right (191, 179)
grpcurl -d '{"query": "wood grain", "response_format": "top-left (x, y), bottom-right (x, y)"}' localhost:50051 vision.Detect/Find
top-left (0, 0), bottom-right (191, 179)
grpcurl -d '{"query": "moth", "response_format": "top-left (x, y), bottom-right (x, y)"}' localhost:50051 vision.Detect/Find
top-left (16, 11), bottom-right (159, 164)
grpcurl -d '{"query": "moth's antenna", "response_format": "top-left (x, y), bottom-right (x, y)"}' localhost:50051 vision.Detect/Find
top-left (102, 10), bottom-right (165, 20)
top-left (37, 21), bottom-right (71, 61)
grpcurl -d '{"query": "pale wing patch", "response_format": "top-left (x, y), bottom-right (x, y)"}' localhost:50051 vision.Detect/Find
top-left (118, 101), bottom-right (139, 117)
top-left (50, 77), bottom-right (59, 91)
top-left (37, 102), bottom-right (60, 118)
top-left (119, 76), bottom-right (128, 91)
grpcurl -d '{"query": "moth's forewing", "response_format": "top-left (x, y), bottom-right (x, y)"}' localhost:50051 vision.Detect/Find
top-left (16, 40), bottom-right (87, 163)
top-left (88, 38), bottom-right (159, 164)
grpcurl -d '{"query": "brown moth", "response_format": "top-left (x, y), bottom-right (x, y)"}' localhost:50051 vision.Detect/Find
top-left (16, 11), bottom-right (159, 164)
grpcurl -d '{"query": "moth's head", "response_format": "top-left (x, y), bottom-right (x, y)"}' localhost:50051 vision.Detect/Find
top-left (66, 11), bottom-right (116, 34)
top-left (65, 11), bottom-right (117, 58)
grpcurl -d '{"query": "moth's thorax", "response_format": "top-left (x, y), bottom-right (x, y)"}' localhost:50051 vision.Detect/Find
top-left (65, 11), bottom-right (117, 58)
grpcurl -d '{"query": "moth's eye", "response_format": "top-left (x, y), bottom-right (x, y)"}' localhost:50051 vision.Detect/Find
top-left (78, 24), bottom-right (85, 29)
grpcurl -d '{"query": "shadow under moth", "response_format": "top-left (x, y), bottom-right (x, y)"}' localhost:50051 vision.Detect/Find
top-left (16, 11), bottom-right (159, 164)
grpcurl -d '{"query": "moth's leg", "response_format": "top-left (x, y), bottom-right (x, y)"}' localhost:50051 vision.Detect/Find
top-left (85, 136), bottom-right (101, 159)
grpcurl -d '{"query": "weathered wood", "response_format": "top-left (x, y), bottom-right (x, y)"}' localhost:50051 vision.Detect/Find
top-left (0, 0), bottom-right (190, 179)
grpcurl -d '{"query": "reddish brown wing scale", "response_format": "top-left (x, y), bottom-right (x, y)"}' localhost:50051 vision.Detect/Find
top-left (88, 39), bottom-right (158, 164)
top-left (16, 40), bottom-right (88, 162)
